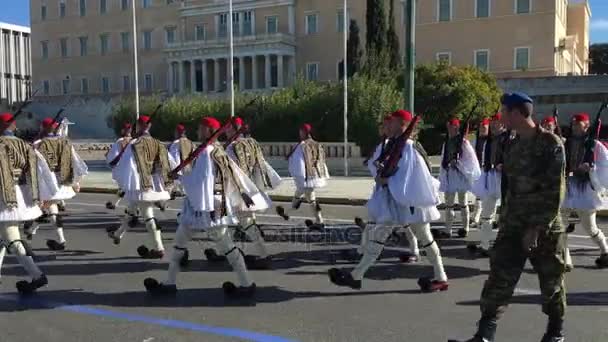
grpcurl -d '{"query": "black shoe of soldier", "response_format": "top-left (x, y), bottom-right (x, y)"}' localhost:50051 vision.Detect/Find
top-left (447, 337), bottom-right (489, 342)
top-left (244, 255), bottom-right (272, 270)
top-left (105, 201), bottom-right (116, 210)
top-left (457, 229), bottom-right (468, 238)
top-left (107, 229), bottom-right (121, 245)
top-left (16, 274), bottom-right (48, 295)
top-left (305, 220), bottom-right (325, 232)
top-left (46, 240), bottom-right (65, 251)
top-left (204, 248), bottom-right (227, 262)
top-left (595, 253), bottom-right (608, 268)
top-left (398, 251), bottom-right (419, 263)
top-left (418, 277), bottom-right (449, 293)
top-left (179, 249), bottom-right (190, 268)
top-left (222, 281), bottom-right (256, 299)
top-left (275, 206), bottom-right (289, 221)
top-left (540, 336), bottom-right (564, 342)
top-left (137, 245), bottom-right (164, 259)
top-left (566, 223), bottom-right (576, 233)
top-left (328, 268), bottom-right (361, 290)
top-left (354, 217), bottom-right (366, 229)
top-left (432, 229), bottom-right (452, 239)
top-left (144, 278), bottom-right (177, 296)
top-left (57, 203), bottom-right (66, 212)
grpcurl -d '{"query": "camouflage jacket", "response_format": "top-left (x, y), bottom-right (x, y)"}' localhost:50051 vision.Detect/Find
top-left (500, 126), bottom-right (565, 233)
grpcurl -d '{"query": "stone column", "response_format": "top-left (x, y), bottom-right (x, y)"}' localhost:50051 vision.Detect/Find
top-left (277, 55), bottom-right (284, 88)
top-left (168, 62), bottom-right (174, 94)
top-left (251, 55), bottom-right (258, 89)
top-left (201, 59), bottom-right (208, 93)
top-left (214, 58), bottom-right (220, 92)
top-left (265, 54), bottom-right (272, 88)
top-left (239, 57), bottom-right (246, 90)
top-left (190, 60), bottom-right (197, 92)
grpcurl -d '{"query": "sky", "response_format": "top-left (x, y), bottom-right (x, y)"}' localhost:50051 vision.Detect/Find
top-left (1, 0), bottom-right (608, 43)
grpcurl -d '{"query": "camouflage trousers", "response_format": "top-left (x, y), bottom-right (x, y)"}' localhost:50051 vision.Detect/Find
top-left (480, 229), bottom-right (567, 320)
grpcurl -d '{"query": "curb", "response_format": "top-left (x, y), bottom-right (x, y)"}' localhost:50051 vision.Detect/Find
top-left (80, 187), bottom-right (369, 206)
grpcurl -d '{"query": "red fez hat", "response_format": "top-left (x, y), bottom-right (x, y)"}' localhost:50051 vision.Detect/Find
top-left (122, 122), bottom-right (132, 130)
top-left (176, 124), bottom-right (186, 134)
top-left (0, 113), bottom-right (14, 124)
top-left (200, 117), bottom-right (221, 130)
top-left (448, 118), bottom-right (461, 126)
top-left (391, 109), bottom-right (413, 121)
top-left (301, 123), bottom-right (312, 133)
top-left (492, 113), bottom-right (502, 121)
top-left (138, 115), bottom-right (151, 125)
top-left (542, 116), bottom-right (556, 125)
top-left (231, 116), bottom-right (244, 127)
top-left (573, 113), bottom-right (590, 122)
top-left (42, 117), bottom-right (58, 129)
top-left (480, 118), bottom-right (490, 126)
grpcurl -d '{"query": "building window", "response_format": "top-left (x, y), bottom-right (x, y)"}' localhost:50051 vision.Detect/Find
top-left (337, 10), bottom-right (349, 33)
top-left (306, 63), bottom-right (319, 81)
top-left (166, 27), bottom-right (177, 44)
top-left (62, 79), bottom-right (70, 95)
top-left (438, 0), bottom-right (451, 22)
top-left (144, 74), bottom-right (153, 91)
top-left (143, 30), bottom-right (152, 50)
top-left (167, 0), bottom-right (174, 4)
top-left (232, 12), bottom-right (240, 36)
top-left (81, 78), bottom-right (89, 94)
top-left (41, 41), bottom-right (49, 60)
top-left (43, 80), bottom-right (50, 95)
top-left (60, 38), bottom-right (68, 58)
top-left (476, 0), bottom-right (489, 18)
top-left (100, 0), bottom-right (107, 14)
top-left (436, 52), bottom-right (451, 65)
top-left (195, 25), bottom-right (206, 41)
top-left (121, 0), bottom-right (129, 11)
top-left (515, 47), bottom-right (530, 70)
top-left (516, 0), bottom-right (530, 14)
top-left (306, 14), bottom-right (319, 35)
top-left (41, 5), bottom-right (47, 21)
top-left (102, 77), bottom-right (110, 93)
top-left (266, 16), bottom-right (278, 34)
top-left (79, 36), bottom-right (88, 56)
top-left (121, 32), bottom-right (130, 52)
top-left (219, 13), bottom-right (228, 38)
top-left (474, 50), bottom-right (489, 72)
top-left (80, 0), bottom-right (87, 17)
top-left (243, 11), bottom-right (253, 36)
top-left (142, 0), bottom-right (151, 9)
top-left (59, 1), bottom-right (66, 18)
top-left (100, 34), bottom-right (109, 55)
top-left (122, 75), bottom-right (130, 91)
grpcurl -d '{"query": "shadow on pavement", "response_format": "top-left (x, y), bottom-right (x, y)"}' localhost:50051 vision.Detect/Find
top-left (456, 291), bottom-right (608, 307)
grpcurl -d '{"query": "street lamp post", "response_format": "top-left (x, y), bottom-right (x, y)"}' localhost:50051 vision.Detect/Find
top-left (343, 0), bottom-right (349, 176)
top-left (228, 0), bottom-right (235, 117)
top-left (131, 0), bottom-right (140, 119)
top-left (404, 0), bottom-right (416, 113)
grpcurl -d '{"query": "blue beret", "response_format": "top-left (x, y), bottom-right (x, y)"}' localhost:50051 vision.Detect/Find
top-left (501, 92), bottom-right (533, 107)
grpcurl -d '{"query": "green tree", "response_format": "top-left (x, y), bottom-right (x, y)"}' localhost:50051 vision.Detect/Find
top-left (365, 0), bottom-right (388, 61)
top-left (387, 0), bottom-right (401, 70)
top-left (590, 43), bottom-right (608, 75)
top-left (346, 20), bottom-right (363, 77)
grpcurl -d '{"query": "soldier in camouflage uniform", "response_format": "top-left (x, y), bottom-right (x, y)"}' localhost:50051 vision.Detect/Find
top-left (450, 92), bottom-right (567, 342)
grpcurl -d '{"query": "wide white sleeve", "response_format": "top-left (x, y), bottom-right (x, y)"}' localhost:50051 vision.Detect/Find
top-left (114, 145), bottom-right (140, 191)
top-left (168, 142), bottom-right (181, 169)
top-left (35, 150), bottom-right (59, 201)
top-left (180, 146), bottom-right (215, 212)
top-left (368, 143), bottom-right (383, 178)
top-left (287, 144), bottom-right (305, 179)
top-left (106, 141), bottom-right (122, 164)
top-left (263, 160), bottom-right (282, 189)
top-left (388, 141), bottom-right (440, 207)
top-left (225, 158), bottom-right (271, 212)
top-left (71, 147), bottom-right (89, 182)
top-left (457, 139), bottom-right (481, 182)
top-left (226, 143), bottom-right (237, 163)
top-left (591, 140), bottom-right (608, 190)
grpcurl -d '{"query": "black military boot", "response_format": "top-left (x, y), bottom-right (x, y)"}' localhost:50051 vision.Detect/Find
top-left (540, 316), bottom-right (564, 342)
top-left (144, 278), bottom-right (177, 296)
top-left (328, 268), bottom-right (361, 290)
top-left (16, 274), bottom-right (48, 295)
top-left (448, 317), bottom-right (497, 342)
top-left (595, 253), bottom-right (608, 268)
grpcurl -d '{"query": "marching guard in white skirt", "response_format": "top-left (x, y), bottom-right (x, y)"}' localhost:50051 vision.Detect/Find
top-left (468, 113), bottom-right (509, 257)
top-left (144, 117), bottom-right (267, 298)
top-left (204, 117), bottom-right (281, 269)
top-left (328, 110), bottom-right (449, 292)
top-left (470, 118), bottom-right (490, 228)
top-left (168, 123), bottom-right (194, 199)
top-left (438, 118), bottom-right (481, 239)
top-left (276, 124), bottom-right (330, 230)
top-left (27, 117), bottom-right (88, 251)
top-left (561, 113), bottom-right (608, 269)
top-left (105, 122), bottom-right (132, 210)
top-left (0, 113), bottom-right (49, 294)
top-left (108, 115), bottom-right (173, 259)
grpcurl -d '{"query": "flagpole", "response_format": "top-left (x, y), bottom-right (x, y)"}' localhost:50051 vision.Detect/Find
top-left (131, 0), bottom-right (140, 119)
top-left (228, 0), bottom-right (235, 117)
top-left (343, 0), bottom-right (349, 176)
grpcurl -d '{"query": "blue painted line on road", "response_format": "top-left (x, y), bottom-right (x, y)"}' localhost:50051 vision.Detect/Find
top-left (0, 294), bottom-right (298, 342)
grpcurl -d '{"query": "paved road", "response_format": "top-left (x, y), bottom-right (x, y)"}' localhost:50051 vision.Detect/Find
top-left (1, 193), bottom-right (607, 342)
